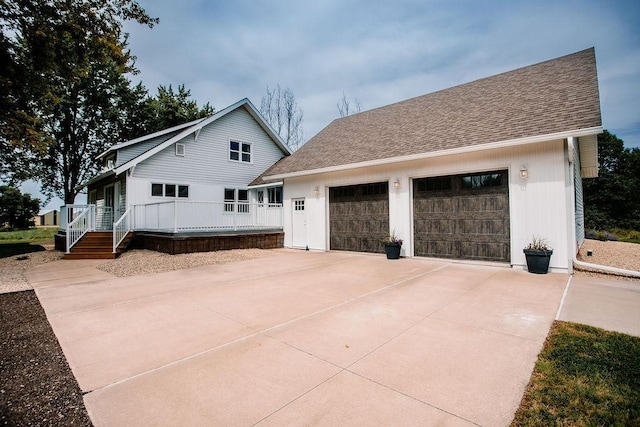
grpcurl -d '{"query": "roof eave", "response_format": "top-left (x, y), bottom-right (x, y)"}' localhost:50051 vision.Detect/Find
top-left (265, 126), bottom-right (603, 180)
top-left (97, 118), bottom-right (207, 160)
top-left (247, 181), bottom-right (284, 189)
top-left (79, 169), bottom-right (116, 189)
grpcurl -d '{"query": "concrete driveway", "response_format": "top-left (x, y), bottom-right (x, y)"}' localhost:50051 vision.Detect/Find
top-left (30, 250), bottom-right (568, 426)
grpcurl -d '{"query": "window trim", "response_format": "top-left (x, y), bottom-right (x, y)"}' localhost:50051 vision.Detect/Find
top-left (175, 143), bottom-right (185, 156)
top-left (229, 140), bottom-right (252, 164)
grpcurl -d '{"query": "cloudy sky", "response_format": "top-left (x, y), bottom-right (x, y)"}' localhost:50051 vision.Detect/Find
top-left (33, 0), bottom-right (640, 210)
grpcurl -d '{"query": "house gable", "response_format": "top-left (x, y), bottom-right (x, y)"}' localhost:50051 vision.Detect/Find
top-left (112, 98), bottom-right (290, 176)
top-left (131, 106), bottom-right (289, 187)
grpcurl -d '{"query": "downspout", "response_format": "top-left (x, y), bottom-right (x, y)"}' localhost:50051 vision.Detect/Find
top-left (573, 256), bottom-right (640, 278)
top-left (568, 138), bottom-right (640, 278)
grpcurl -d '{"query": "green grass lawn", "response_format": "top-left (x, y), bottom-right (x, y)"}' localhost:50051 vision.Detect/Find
top-left (0, 227), bottom-right (58, 258)
top-left (513, 321), bottom-right (640, 426)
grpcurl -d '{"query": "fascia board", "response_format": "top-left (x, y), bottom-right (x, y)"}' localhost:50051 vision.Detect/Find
top-left (97, 118), bottom-right (206, 160)
top-left (265, 126), bottom-right (603, 180)
top-left (247, 181), bottom-right (284, 189)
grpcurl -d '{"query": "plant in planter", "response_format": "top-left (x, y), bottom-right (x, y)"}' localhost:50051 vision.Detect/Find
top-left (523, 236), bottom-right (553, 274)
top-left (382, 230), bottom-right (403, 260)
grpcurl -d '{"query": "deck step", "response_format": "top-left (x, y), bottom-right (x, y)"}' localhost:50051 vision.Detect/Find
top-left (64, 231), bottom-right (134, 260)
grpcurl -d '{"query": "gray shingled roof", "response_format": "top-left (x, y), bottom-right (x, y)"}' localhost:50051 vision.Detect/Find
top-left (258, 48), bottom-right (601, 182)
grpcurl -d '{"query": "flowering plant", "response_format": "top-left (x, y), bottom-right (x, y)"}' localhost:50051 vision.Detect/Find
top-left (382, 230), bottom-right (403, 245)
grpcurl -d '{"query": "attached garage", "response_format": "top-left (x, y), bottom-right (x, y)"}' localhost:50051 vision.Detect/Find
top-left (413, 171), bottom-right (510, 262)
top-left (329, 182), bottom-right (389, 253)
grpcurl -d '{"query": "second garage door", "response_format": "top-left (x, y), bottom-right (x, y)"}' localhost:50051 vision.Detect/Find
top-left (329, 182), bottom-right (389, 254)
top-left (413, 171), bottom-right (510, 262)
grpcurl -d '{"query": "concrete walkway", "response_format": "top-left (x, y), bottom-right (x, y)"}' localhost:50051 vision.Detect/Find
top-left (557, 274), bottom-right (640, 337)
top-left (28, 250), bottom-right (573, 426)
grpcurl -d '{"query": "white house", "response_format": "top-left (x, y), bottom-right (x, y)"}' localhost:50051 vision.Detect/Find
top-left (59, 98), bottom-right (291, 256)
top-left (258, 48), bottom-right (602, 273)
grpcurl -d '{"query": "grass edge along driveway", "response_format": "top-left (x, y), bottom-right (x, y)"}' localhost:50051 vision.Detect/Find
top-left (512, 320), bottom-right (640, 426)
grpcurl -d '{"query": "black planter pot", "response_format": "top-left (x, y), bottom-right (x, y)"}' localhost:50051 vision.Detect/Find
top-left (385, 243), bottom-right (402, 259)
top-left (523, 249), bottom-right (553, 274)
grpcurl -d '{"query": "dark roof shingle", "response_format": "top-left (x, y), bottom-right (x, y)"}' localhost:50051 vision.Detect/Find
top-left (263, 48), bottom-right (601, 179)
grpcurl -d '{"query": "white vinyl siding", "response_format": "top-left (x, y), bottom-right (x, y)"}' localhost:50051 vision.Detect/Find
top-left (131, 108), bottom-right (286, 186)
top-left (116, 130), bottom-right (183, 166)
top-left (282, 139), bottom-right (574, 271)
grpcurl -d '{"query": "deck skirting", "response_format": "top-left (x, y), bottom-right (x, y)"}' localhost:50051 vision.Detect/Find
top-left (131, 231), bottom-right (284, 255)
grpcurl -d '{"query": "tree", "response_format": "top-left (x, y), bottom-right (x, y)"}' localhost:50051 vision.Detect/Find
top-left (337, 92), bottom-right (362, 117)
top-left (143, 84), bottom-right (215, 134)
top-left (260, 85), bottom-right (304, 151)
top-left (583, 130), bottom-right (640, 230)
top-left (0, 186), bottom-right (40, 229)
top-left (0, 0), bottom-right (158, 203)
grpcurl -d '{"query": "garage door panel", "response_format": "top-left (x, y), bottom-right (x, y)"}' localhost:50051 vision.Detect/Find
top-left (414, 171), bottom-right (510, 262)
top-left (416, 240), bottom-right (456, 258)
top-left (458, 219), bottom-right (509, 236)
top-left (330, 182), bottom-right (389, 254)
top-left (460, 242), bottom-right (510, 261)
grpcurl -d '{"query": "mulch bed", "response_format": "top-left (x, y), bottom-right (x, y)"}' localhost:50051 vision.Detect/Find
top-left (0, 291), bottom-right (92, 426)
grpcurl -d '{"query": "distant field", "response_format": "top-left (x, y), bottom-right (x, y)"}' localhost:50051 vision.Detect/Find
top-left (0, 228), bottom-right (57, 258)
top-left (0, 227), bottom-right (58, 243)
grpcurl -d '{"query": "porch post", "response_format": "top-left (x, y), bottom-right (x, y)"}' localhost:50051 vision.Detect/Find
top-left (174, 200), bottom-right (178, 233)
top-left (233, 202), bottom-right (237, 231)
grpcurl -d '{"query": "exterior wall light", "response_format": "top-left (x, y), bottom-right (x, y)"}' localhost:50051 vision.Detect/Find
top-left (393, 179), bottom-right (401, 189)
top-left (313, 186), bottom-right (320, 196)
top-left (519, 166), bottom-right (529, 179)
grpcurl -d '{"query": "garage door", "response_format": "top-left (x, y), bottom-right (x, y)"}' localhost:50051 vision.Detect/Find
top-left (413, 171), bottom-right (510, 262)
top-left (329, 182), bottom-right (389, 253)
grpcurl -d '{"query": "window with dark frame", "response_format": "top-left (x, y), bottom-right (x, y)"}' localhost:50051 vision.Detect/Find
top-left (165, 184), bottom-right (176, 197)
top-left (151, 183), bottom-right (163, 197)
top-left (152, 183), bottom-right (189, 198)
top-left (224, 188), bottom-right (235, 212)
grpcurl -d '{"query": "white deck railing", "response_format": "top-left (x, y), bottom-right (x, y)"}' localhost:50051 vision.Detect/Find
top-left (65, 205), bottom-right (94, 253)
top-left (61, 200), bottom-right (283, 253)
top-left (113, 208), bottom-right (132, 253)
top-left (132, 201), bottom-right (283, 232)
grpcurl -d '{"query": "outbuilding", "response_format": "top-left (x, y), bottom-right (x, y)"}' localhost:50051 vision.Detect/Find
top-left (257, 48), bottom-right (602, 272)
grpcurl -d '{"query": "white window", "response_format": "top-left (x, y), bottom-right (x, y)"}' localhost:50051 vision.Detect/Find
top-left (294, 199), bottom-right (305, 211)
top-left (268, 187), bottom-right (283, 205)
top-left (229, 140), bottom-right (251, 163)
top-left (238, 189), bottom-right (249, 213)
top-left (224, 188), bottom-right (250, 213)
top-left (175, 143), bottom-right (185, 156)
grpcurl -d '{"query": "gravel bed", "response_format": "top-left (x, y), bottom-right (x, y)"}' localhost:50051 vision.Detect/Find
top-left (0, 250), bottom-right (64, 294)
top-left (96, 248), bottom-right (271, 277)
top-left (0, 291), bottom-right (92, 426)
top-left (575, 239), bottom-right (640, 282)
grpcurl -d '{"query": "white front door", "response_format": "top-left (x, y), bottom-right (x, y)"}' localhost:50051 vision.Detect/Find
top-left (291, 198), bottom-right (307, 248)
